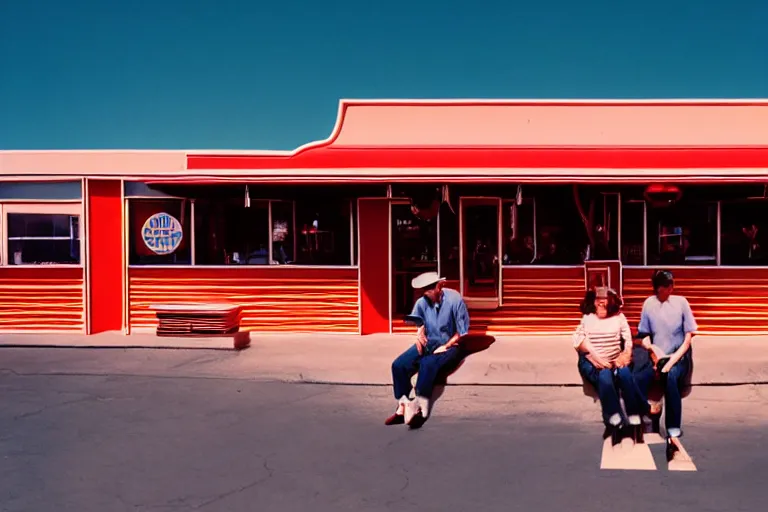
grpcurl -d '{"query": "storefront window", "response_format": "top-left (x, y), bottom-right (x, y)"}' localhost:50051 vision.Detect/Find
top-left (721, 201), bottom-right (768, 265)
top-left (646, 202), bottom-right (717, 266)
top-left (128, 199), bottom-right (191, 265)
top-left (194, 199), bottom-right (269, 265)
top-left (6, 213), bottom-right (80, 265)
top-left (501, 199), bottom-right (535, 265)
top-left (1, 203), bottom-right (82, 266)
top-left (294, 200), bottom-right (352, 265)
top-left (533, 187), bottom-right (589, 265)
top-left (131, 192), bottom-right (357, 267)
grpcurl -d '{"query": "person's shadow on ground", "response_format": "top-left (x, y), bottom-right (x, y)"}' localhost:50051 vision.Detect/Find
top-left (428, 334), bottom-right (497, 411)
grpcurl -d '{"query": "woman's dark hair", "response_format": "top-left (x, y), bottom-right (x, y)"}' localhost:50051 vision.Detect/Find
top-left (579, 290), bottom-right (597, 315)
top-left (652, 270), bottom-right (674, 292)
top-left (579, 288), bottom-right (623, 316)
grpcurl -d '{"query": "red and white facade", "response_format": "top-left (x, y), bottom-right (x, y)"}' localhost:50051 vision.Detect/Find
top-left (1, 99), bottom-right (768, 337)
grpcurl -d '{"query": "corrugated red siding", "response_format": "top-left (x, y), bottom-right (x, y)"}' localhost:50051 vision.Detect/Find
top-left (394, 267), bottom-right (585, 334)
top-left (0, 267), bottom-right (84, 332)
top-left (128, 267), bottom-right (359, 333)
top-left (623, 267), bottom-right (768, 335)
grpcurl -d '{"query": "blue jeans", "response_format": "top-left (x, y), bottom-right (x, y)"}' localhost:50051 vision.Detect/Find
top-left (634, 351), bottom-right (691, 438)
top-left (578, 355), bottom-right (645, 427)
top-left (392, 344), bottom-right (463, 399)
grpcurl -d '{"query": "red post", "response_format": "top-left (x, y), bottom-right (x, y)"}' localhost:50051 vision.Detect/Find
top-left (87, 179), bottom-right (123, 334)
top-left (358, 199), bottom-right (390, 334)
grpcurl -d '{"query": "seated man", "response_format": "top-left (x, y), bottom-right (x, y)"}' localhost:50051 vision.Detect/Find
top-left (385, 272), bottom-right (470, 429)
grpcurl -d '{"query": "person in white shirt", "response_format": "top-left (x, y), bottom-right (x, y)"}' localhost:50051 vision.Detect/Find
top-left (573, 287), bottom-right (645, 445)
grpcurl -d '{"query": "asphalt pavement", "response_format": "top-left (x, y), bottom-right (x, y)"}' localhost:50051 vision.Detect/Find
top-left (1, 348), bottom-right (767, 511)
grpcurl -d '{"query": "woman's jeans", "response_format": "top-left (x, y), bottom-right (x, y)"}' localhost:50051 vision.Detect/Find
top-left (578, 355), bottom-right (645, 427)
top-left (633, 351), bottom-right (692, 438)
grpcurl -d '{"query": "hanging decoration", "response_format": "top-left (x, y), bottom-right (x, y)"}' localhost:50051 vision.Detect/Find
top-left (441, 184), bottom-right (455, 215)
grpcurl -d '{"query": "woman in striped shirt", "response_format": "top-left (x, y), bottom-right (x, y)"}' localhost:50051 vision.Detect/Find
top-left (574, 287), bottom-right (645, 445)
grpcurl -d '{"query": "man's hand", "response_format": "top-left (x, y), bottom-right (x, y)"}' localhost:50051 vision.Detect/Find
top-left (661, 359), bottom-right (675, 373)
top-left (416, 326), bottom-right (428, 355)
top-left (587, 353), bottom-right (611, 370)
top-left (432, 345), bottom-right (447, 354)
top-left (649, 344), bottom-right (667, 362)
top-left (614, 351), bottom-right (631, 368)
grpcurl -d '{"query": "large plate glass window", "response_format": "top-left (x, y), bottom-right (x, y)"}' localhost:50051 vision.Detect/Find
top-left (2, 203), bottom-right (82, 265)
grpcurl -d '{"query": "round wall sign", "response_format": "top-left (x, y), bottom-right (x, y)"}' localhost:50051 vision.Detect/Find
top-left (142, 212), bottom-right (183, 255)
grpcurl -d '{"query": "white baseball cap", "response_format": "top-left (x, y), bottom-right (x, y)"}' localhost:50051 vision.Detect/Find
top-left (411, 271), bottom-right (446, 290)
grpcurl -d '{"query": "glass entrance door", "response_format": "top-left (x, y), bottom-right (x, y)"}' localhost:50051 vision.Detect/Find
top-left (391, 202), bottom-right (438, 323)
top-left (460, 198), bottom-right (502, 309)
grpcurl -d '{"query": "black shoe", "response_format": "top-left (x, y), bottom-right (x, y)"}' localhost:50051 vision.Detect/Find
top-left (606, 424), bottom-right (624, 446)
top-left (602, 424), bottom-right (624, 446)
top-left (612, 428), bottom-right (623, 446)
top-left (666, 438), bottom-right (678, 462)
top-left (631, 424), bottom-right (644, 444)
top-left (407, 412), bottom-right (426, 430)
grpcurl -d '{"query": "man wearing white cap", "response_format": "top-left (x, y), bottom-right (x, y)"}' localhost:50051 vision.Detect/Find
top-left (385, 271), bottom-right (470, 428)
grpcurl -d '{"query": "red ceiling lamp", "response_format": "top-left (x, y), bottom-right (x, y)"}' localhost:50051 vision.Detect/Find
top-left (644, 184), bottom-right (682, 207)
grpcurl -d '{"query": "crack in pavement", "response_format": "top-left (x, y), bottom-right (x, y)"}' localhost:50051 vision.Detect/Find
top-left (194, 455), bottom-right (275, 509)
top-left (13, 395), bottom-right (104, 420)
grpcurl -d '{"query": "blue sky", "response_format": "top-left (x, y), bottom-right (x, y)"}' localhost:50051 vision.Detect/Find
top-left (1, 0), bottom-right (766, 150)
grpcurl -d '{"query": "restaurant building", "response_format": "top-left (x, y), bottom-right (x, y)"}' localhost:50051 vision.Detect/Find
top-left (1, 99), bottom-right (767, 337)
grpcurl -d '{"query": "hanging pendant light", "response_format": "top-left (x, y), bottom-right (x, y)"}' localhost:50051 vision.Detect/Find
top-left (244, 185), bottom-right (251, 208)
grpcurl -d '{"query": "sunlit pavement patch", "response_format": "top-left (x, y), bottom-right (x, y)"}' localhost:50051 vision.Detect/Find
top-left (600, 437), bottom-right (657, 470)
top-left (667, 438), bottom-right (697, 471)
top-left (601, 434), bottom-right (697, 471)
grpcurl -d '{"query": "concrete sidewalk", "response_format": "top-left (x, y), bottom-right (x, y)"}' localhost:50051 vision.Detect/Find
top-left (1, 332), bottom-right (766, 386)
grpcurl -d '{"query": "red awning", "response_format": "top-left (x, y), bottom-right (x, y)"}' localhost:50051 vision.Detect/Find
top-left (188, 146), bottom-right (768, 170)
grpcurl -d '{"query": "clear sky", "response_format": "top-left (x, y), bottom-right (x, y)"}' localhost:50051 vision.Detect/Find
top-left (1, 0), bottom-right (766, 150)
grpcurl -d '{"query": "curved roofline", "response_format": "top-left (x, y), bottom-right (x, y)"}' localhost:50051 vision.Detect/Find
top-left (188, 98), bottom-right (768, 156)
top-left (340, 98), bottom-right (768, 106)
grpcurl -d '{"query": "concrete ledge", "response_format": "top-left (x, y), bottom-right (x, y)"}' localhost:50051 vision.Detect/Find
top-left (1, 332), bottom-right (766, 386)
top-left (0, 332), bottom-right (237, 351)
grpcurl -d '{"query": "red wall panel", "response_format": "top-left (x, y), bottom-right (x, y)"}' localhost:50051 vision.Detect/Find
top-left (358, 199), bottom-right (391, 334)
top-left (87, 180), bottom-right (123, 333)
top-left (129, 267), bottom-right (358, 333)
top-left (0, 267), bottom-right (84, 332)
top-left (623, 267), bottom-right (768, 335)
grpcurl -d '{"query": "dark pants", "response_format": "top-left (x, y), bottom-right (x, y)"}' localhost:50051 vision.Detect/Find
top-left (634, 351), bottom-right (691, 437)
top-left (578, 355), bottom-right (645, 427)
top-left (392, 344), bottom-right (463, 400)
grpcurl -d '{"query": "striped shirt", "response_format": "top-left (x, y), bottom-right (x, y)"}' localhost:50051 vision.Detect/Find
top-left (572, 313), bottom-right (632, 362)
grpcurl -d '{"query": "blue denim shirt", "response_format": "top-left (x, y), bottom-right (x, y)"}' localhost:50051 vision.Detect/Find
top-left (637, 295), bottom-right (698, 355)
top-left (410, 288), bottom-right (470, 352)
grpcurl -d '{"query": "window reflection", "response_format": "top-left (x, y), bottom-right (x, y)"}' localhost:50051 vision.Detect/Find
top-left (646, 202), bottom-right (717, 266)
top-left (7, 213), bottom-right (81, 265)
top-left (194, 199), bottom-right (269, 265)
top-left (721, 201), bottom-right (767, 265)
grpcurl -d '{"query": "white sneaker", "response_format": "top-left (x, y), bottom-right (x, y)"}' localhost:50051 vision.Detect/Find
top-left (404, 399), bottom-right (420, 425)
top-left (416, 396), bottom-right (431, 419)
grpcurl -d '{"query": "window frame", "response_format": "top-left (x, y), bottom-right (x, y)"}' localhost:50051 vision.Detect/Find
top-left (126, 196), bottom-right (358, 268)
top-left (0, 202), bottom-right (83, 267)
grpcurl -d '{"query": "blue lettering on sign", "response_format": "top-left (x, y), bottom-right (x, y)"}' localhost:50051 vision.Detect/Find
top-left (141, 212), bottom-right (183, 255)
